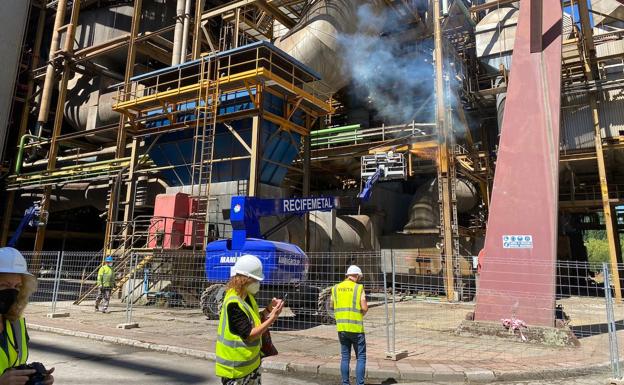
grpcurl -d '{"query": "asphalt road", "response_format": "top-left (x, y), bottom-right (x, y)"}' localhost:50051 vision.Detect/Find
top-left (27, 331), bottom-right (614, 385)
top-left (28, 331), bottom-right (324, 385)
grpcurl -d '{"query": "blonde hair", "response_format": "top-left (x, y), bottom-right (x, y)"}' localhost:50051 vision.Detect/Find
top-left (6, 275), bottom-right (37, 322)
top-left (225, 275), bottom-right (254, 297)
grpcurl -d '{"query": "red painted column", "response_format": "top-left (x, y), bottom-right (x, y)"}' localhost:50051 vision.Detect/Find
top-left (474, 0), bottom-right (562, 327)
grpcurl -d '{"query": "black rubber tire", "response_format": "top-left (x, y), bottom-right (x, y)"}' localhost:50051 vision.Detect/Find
top-left (200, 284), bottom-right (225, 319)
top-left (317, 286), bottom-right (335, 324)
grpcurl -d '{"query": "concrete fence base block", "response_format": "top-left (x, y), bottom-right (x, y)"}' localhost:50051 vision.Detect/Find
top-left (465, 369), bottom-right (496, 383)
top-left (116, 322), bottom-right (139, 329)
top-left (385, 350), bottom-right (408, 361)
top-left (261, 360), bottom-right (289, 373)
top-left (46, 312), bottom-right (70, 318)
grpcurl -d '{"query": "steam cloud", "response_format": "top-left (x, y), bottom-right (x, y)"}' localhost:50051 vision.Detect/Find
top-left (337, 3), bottom-right (436, 124)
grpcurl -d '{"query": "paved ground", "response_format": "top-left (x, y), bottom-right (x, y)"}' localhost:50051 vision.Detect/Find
top-left (29, 331), bottom-right (614, 385)
top-left (24, 296), bottom-right (624, 383)
top-left (29, 331), bottom-right (324, 385)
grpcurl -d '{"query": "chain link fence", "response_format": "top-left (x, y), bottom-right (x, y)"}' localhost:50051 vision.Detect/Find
top-left (17, 249), bottom-right (624, 376)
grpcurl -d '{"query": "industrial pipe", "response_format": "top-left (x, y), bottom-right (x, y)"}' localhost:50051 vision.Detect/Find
top-left (172, 0), bottom-right (185, 65)
top-left (275, 0), bottom-right (361, 93)
top-left (36, 0), bottom-right (68, 134)
top-left (310, 124), bottom-right (361, 136)
top-left (180, 0), bottom-right (192, 63)
top-left (15, 135), bottom-right (42, 175)
top-left (23, 145), bottom-right (120, 168)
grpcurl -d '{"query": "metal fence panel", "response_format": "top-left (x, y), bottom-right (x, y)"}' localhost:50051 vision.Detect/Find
top-left (16, 249), bottom-right (624, 370)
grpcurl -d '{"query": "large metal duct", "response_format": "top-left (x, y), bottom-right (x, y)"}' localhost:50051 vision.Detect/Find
top-left (73, 0), bottom-right (176, 72)
top-left (0, 0), bottom-right (30, 162)
top-left (275, 0), bottom-right (361, 93)
top-left (403, 178), bottom-right (478, 232)
top-left (261, 207), bottom-right (380, 253)
top-left (590, 0), bottom-right (624, 26)
top-left (18, 177), bottom-right (167, 213)
top-left (64, 0), bottom-right (176, 133)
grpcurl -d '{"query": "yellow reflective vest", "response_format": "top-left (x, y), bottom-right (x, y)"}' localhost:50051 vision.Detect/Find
top-left (332, 279), bottom-right (365, 333)
top-left (0, 318), bottom-right (28, 373)
top-left (97, 265), bottom-right (114, 288)
top-left (215, 289), bottom-right (261, 379)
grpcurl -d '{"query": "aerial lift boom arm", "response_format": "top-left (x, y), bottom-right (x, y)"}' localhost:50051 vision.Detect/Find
top-left (7, 202), bottom-right (46, 248)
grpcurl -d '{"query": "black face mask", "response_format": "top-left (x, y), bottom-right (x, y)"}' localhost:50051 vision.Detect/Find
top-left (0, 289), bottom-right (19, 315)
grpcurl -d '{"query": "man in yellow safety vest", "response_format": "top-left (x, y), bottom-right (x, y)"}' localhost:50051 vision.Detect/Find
top-left (331, 265), bottom-right (368, 385)
top-left (95, 256), bottom-right (114, 313)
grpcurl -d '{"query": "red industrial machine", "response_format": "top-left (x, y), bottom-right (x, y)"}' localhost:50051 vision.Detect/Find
top-left (148, 193), bottom-right (202, 249)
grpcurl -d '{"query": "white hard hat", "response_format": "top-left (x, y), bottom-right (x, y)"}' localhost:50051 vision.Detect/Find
top-left (231, 254), bottom-right (264, 281)
top-left (0, 248), bottom-right (34, 276)
top-left (346, 265), bottom-right (363, 276)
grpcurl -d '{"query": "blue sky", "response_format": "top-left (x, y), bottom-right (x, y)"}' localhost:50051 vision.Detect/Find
top-left (563, 0), bottom-right (595, 28)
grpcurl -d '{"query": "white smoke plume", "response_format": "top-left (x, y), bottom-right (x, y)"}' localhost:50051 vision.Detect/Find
top-left (337, 3), bottom-right (436, 124)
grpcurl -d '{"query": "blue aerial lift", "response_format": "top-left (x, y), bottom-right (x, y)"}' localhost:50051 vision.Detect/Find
top-left (7, 202), bottom-right (47, 248)
top-left (200, 195), bottom-right (339, 320)
top-left (199, 153), bottom-right (406, 319)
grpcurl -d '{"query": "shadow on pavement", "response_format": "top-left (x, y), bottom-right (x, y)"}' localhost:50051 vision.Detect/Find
top-left (29, 340), bottom-right (211, 383)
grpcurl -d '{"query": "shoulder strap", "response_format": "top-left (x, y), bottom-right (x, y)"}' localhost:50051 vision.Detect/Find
top-left (8, 319), bottom-right (23, 364)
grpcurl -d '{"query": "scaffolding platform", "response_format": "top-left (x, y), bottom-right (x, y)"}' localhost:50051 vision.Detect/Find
top-left (113, 41), bottom-right (334, 136)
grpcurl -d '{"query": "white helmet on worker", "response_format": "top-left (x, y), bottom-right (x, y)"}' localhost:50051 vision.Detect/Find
top-left (0, 248), bottom-right (34, 276)
top-left (0, 247), bottom-right (37, 287)
top-left (231, 254), bottom-right (264, 281)
top-left (346, 265), bottom-right (363, 277)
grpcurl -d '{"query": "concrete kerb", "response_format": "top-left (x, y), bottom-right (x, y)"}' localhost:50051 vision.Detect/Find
top-left (27, 323), bottom-right (615, 383)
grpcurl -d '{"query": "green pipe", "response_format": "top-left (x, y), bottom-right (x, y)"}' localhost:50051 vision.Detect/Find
top-left (310, 124), bottom-right (360, 136)
top-left (312, 131), bottom-right (364, 141)
top-left (312, 135), bottom-right (366, 146)
top-left (15, 134), bottom-right (42, 175)
top-left (312, 134), bottom-right (364, 144)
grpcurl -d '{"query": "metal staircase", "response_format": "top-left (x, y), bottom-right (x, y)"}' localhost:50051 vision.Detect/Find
top-left (74, 217), bottom-right (166, 305)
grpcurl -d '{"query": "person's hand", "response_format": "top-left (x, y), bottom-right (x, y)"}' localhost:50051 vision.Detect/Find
top-left (0, 368), bottom-right (35, 385)
top-left (268, 299), bottom-right (284, 322)
top-left (267, 297), bottom-right (281, 312)
top-left (43, 367), bottom-right (55, 385)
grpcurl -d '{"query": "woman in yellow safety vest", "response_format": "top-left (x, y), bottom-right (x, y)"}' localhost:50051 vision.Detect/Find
top-left (0, 247), bottom-right (54, 385)
top-left (215, 254), bottom-right (284, 385)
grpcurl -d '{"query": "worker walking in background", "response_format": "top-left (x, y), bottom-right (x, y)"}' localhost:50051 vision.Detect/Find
top-left (332, 265), bottom-right (368, 385)
top-left (95, 256), bottom-right (114, 313)
top-left (216, 254), bottom-right (284, 385)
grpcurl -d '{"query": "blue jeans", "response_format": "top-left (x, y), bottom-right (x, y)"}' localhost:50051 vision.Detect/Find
top-left (338, 332), bottom-right (366, 385)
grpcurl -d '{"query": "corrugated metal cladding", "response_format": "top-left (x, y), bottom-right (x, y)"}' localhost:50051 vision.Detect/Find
top-left (561, 83), bottom-right (624, 151)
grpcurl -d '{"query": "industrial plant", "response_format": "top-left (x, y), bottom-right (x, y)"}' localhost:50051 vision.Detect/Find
top-left (1, 0), bottom-right (623, 327)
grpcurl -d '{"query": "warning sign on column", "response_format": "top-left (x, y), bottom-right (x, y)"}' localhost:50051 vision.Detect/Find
top-left (502, 235), bottom-right (533, 249)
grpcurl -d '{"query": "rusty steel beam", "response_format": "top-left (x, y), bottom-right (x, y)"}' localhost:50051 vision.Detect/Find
top-left (103, 0), bottom-right (143, 252)
top-left (530, 0), bottom-right (543, 53)
top-left (433, 0), bottom-right (456, 302)
top-left (577, 0), bottom-right (622, 300)
top-left (34, 0), bottom-right (82, 254)
top-left (474, 0), bottom-right (563, 327)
